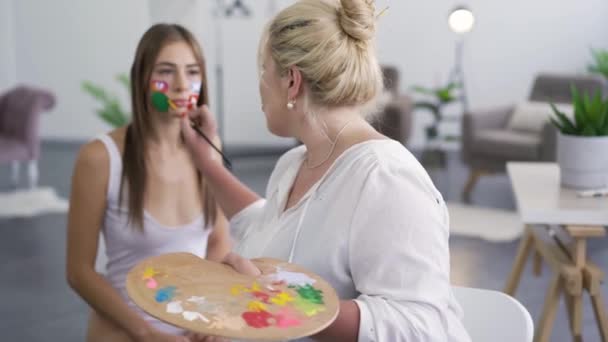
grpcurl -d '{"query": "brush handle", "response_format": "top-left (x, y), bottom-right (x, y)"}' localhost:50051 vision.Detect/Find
top-left (190, 123), bottom-right (232, 170)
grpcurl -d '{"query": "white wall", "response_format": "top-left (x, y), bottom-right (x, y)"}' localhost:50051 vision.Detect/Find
top-left (8, 0), bottom-right (608, 148)
top-left (147, 0), bottom-right (295, 147)
top-left (0, 0), bottom-right (16, 91)
top-left (12, 0), bottom-right (150, 141)
top-left (374, 0), bottom-right (608, 147)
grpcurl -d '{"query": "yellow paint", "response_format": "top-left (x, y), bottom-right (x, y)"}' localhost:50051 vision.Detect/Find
top-left (293, 296), bottom-right (326, 317)
top-left (247, 300), bottom-right (267, 312)
top-left (230, 285), bottom-right (246, 296)
top-left (142, 267), bottom-right (158, 280)
top-left (270, 292), bottom-right (294, 306)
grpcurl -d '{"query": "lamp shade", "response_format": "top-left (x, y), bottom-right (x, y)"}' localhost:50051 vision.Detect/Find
top-left (448, 6), bottom-right (475, 33)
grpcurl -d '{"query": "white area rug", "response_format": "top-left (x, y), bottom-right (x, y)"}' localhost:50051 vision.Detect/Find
top-left (447, 202), bottom-right (524, 242)
top-left (0, 187), bottom-right (69, 218)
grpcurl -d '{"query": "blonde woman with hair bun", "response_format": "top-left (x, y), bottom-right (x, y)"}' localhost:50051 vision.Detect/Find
top-left (181, 0), bottom-right (471, 341)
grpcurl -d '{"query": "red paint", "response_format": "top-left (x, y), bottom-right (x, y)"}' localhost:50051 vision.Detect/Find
top-left (242, 310), bottom-right (274, 328)
top-left (252, 291), bottom-right (270, 303)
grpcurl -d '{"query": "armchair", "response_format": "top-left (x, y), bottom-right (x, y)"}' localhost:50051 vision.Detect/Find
top-left (461, 74), bottom-right (606, 202)
top-left (0, 85), bottom-right (56, 188)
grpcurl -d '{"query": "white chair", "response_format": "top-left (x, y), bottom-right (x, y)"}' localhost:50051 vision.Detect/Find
top-left (453, 286), bottom-right (534, 342)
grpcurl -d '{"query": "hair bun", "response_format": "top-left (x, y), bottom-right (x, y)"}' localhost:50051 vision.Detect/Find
top-left (338, 0), bottom-right (376, 43)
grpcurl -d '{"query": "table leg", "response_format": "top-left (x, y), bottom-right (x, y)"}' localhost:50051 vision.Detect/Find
top-left (505, 226), bottom-right (534, 295)
top-left (534, 249), bottom-right (543, 276)
top-left (564, 292), bottom-right (583, 341)
top-left (534, 275), bottom-right (562, 342)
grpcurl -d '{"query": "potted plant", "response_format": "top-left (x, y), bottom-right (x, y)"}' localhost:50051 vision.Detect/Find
top-left (550, 85), bottom-right (608, 189)
top-left (81, 73), bottom-right (131, 128)
top-left (588, 48), bottom-right (608, 81)
top-left (411, 82), bottom-right (460, 140)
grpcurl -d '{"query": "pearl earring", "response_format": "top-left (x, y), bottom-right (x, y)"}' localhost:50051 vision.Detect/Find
top-left (287, 100), bottom-right (295, 110)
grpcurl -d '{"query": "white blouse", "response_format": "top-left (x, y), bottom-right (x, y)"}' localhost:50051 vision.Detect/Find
top-left (230, 140), bottom-right (471, 342)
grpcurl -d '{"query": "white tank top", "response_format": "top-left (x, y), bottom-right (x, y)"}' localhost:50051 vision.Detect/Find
top-left (96, 134), bottom-right (210, 335)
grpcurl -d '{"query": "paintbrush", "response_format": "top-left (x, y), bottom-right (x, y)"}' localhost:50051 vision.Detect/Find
top-left (192, 86), bottom-right (233, 170)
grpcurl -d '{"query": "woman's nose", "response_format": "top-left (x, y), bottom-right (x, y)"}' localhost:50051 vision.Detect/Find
top-left (174, 71), bottom-right (189, 92)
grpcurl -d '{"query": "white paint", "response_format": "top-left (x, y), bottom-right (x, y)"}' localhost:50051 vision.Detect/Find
top-left (183, 311), bottom-right (210, 323)
top-left (267, 269), bottom-right (316, 287)
top-left (166, 300), bottom-right (184, 314)
top-left (186, 296), bottom-right (207, 305)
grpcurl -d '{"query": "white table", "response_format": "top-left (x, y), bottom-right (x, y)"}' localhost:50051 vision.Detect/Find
top-left (505, 162), bottom-right (608, 342)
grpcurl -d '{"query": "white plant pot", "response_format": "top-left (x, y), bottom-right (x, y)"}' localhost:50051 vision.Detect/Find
top-left (557, 133), bottom-right (608, 189)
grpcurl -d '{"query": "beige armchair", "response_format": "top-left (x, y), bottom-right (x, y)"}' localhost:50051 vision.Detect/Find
top-left (461, 73), bottom-right (606, 202)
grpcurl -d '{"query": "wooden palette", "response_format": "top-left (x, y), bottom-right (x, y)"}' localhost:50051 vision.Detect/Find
top-left (126, 253), bottom-right (340, 341)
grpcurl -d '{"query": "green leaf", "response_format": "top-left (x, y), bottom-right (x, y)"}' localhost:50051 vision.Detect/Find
top-left (411, 86), bottom-right (436, 96)
top-left (550, 103), bottom-right (577, 134)
top-left (82, 81), bottom-right (110, 103)
top-left (116, 73), bottom-right (131, 93)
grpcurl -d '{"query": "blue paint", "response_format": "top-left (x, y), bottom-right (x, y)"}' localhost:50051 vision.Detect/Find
top-left (155, 286), bottom-right (177, 303)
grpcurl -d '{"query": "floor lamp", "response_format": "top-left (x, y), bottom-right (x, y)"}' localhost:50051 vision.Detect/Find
top-left (447, 6), bottom-right (475, 113)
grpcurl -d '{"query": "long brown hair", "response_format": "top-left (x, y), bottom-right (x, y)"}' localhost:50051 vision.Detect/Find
top-left (121, 23), bottom-right (217, 231)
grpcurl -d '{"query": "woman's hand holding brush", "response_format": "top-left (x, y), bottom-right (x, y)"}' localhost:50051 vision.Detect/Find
top-left (180, 105), bottom-right (232, 170)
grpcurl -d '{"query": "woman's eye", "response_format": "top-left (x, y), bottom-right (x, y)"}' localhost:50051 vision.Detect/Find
top-left (188, 70), bottom-right (201, 76)
top-left (158, 69), bottom-right (173, 75)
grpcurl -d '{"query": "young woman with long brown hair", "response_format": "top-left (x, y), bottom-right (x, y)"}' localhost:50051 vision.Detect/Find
top-left (66, 24), bottom-right (240, 342)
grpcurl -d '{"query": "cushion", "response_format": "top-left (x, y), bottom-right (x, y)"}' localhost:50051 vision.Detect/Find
top-left (506, 101), bottom-right (573, 133)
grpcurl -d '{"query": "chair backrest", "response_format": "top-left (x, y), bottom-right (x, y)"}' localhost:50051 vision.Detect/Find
top-left (453, 286), bottom-right (534, 342)
top-left (529, 73), bottom-right (606, 104)
top-left (381, 65), bottom-right (400, 96)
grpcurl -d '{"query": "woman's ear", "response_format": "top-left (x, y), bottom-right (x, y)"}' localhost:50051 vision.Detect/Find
top-left (286, 66), bottom-right (303, 101)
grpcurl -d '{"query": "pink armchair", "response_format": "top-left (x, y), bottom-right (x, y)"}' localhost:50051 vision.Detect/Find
top-left (0, 85), bottom-right (55, 188)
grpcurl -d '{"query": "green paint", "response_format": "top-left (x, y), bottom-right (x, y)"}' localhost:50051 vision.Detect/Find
top-left (294, 284), bottom-right (324, 305)
top-left (151, 91), bottom-right (169, 112)
top-left (293, 296), bottom-right (326, 317)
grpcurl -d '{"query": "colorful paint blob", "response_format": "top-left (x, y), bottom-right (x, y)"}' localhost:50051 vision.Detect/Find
top-left (274, 308), bottom-right (302, 328)
top-left (155, 286), bottom-right (177, 303)
top-left (146, 278), bottom-right (158, 289)
top-left (270, 291), bottom-right (294, 306)
top-left (166, 300), bottom-right (184, 314)
top-left (142, 267), bottom-right (159, 280)
top-left (293, 296), bottom-right (326, 317)
top-left (183, 311), bottom-right (209, 323)
top-left (151, 80), bottom-right (168, 93)
top-left (293, 284), bottom-right (324, 305)
top-left (242, 310), bottom-right (274, 328)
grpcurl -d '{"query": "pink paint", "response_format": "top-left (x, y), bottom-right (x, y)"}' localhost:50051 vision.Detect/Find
top-left (146, 278), bottom-right (158, 289)
top-left (274, 308), bottom-right (301, 328)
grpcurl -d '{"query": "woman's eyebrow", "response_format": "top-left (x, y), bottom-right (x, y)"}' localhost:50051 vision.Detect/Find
top-left (154, 62), bottom-right (199, 68)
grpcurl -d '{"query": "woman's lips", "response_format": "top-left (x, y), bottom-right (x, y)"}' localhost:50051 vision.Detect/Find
top-left (171, 99), bottom-right (189, 107)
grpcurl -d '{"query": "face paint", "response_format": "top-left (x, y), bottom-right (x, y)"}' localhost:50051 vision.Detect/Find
top-left (191, 82), bottom-right (201, 94)
top-left (151, 80), bottom-right (169, 93)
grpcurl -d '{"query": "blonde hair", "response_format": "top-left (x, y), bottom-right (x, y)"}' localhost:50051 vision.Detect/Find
top-left (262, 0), bottom-right (383, 112)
